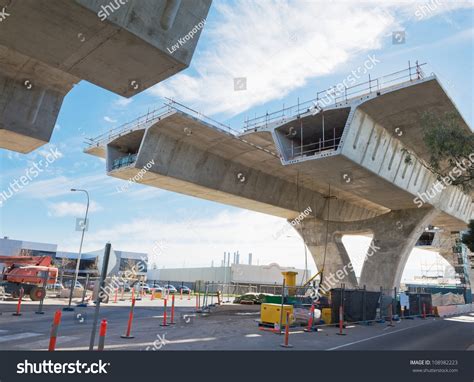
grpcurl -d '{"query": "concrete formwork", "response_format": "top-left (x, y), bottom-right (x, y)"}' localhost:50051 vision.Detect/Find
top-left (0, 0), bottom-right (212, 153)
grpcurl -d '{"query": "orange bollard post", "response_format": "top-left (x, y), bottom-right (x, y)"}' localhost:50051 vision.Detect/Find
top-left (336, 305), bottom-right (346, 335)
top-left (422, 303), bottom-right (426, 319)
top-left (188, 290), bottom-right (191, 301)
top-left (120, 287), bottom-right (125, 301)
top-left (113, 288), bottom-right (118, 303)
top-left (161, 298), bottom-right (169, 327)
top-left (48, 310), bottom-right (62, 351)
top-left (151, 289), bottom-right (155, 301)
top-left (170, 294), bottom-right (176, 325)
top-left (195, 294), bottom-right (199, 311)
top-left (387, 304), bottom-right (395, 327)
top-left (180, 289), bottom-right (183, 300)
top-left (304, 303), bottom-right (317, 332)
top-left (131, 288), bottom-right (135, 301)
top-left (12, 288), bottom-right (24, 316)
top-left (121, 296), bottom-right (136, 339)
top-left (280, 312), bottom-right (293, 348)
top-left (98, 319), bottom-right (107, 351)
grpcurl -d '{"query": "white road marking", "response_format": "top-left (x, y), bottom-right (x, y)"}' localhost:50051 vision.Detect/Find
top-left (20, 336), bottom-right (80, 349)
top-left (327, 321), bottom-right (434, 351)
top-left (0, 332), bottom-right (41, 343)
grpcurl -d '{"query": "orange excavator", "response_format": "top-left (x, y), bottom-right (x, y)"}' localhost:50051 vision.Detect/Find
top-left (0, 255), bottom-right (58, 301)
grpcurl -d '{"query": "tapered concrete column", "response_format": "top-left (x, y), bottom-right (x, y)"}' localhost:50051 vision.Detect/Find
top-left (293, 218), bottom-right (359, 289)
top-left (0, 47), bottom-right (78, 153)
top-left (293, 207), bottom-right (438, 292)
top-left (359, 208), bottom-right (438, 292)
top-left (430, 230), bottom-right (457, 268)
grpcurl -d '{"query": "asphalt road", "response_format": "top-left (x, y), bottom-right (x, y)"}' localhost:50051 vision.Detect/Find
top-left (0, 300), bottom-right (472, 351)
top-left (328, 314), bottom-right (474, 350)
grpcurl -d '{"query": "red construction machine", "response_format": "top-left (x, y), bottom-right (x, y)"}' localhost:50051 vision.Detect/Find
top-left (0, 255), bottom-right (58, 300)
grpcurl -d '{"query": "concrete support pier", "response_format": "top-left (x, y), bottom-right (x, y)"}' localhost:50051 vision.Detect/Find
top-left (293, 208), bottom-right (438, 292)
top-left (0, 0), bottom-right (211, 153)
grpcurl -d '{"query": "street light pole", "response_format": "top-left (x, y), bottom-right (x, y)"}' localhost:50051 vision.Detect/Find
top-left (64, 188), bottom-right (89, 311)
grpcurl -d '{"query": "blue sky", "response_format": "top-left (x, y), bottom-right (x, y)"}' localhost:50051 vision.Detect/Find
top-left (0, 0), bottom-right (473, 282)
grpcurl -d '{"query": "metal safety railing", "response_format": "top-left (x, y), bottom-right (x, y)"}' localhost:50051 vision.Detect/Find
top-left (84, 99), bottom-right (244, 149)
top-left (243, 61), bottom-right (426, 131)
top-left (84, 105), bottom-right (174, 148)
top-left (165, 98), bottom-right (242, 136)
top-left (288, 134), bottom-right (342, 160)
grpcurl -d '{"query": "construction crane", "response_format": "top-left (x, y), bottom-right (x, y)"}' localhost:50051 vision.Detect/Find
top-left (0, 255), bottom-right (58, 301)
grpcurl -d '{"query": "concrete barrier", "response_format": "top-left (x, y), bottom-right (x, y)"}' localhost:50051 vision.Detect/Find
top-left (434, 303), bottom-right (473, 317)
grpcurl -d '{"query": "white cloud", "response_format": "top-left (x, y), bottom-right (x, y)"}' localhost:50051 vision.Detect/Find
top-left (57, 209), bottom-right (311, 270)
top-left (148, 0), bottom-right (472, 117)
top-left (18, 173), bottom-right (115, 200)
top-left (54, 208), bottom-right (450, 282)
top-left (48, 200), bottom-right (102, 217)
top-left (103, 116), bottom-right (117, 123)
top-left (113, 97), bottom-right (133, 108)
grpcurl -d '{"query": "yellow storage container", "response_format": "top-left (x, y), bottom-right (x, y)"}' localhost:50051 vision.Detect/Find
top-left (321, 308), bottom-right (332, 324)
top-left (261, 303), bottom-right (294, 325)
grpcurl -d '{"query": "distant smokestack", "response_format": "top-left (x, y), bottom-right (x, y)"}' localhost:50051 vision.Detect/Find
top-left (248, 253), bottom-right (252, 265)
top-left (233, 252), bottom-right (236, 264)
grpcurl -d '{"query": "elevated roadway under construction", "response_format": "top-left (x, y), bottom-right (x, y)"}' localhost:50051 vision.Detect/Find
top-left (85, 64), bottom-right (473, 294)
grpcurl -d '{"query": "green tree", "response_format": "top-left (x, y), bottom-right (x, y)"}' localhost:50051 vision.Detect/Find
top-left (462, 220), bottom-right (474, 251)
top-left (420, 111), bottom-right (474, 192)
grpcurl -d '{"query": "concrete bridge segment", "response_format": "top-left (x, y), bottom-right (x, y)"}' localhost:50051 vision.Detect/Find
top-left (0, 0), bottom-right (212, 152)
top-left (85, 69), bottom-right (473, 293)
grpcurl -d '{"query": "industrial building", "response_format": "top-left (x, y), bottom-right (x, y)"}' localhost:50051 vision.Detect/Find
top-left (0, 237), bottom-right (147, 277)
top-left (147, 263), bottom-right (310, 286)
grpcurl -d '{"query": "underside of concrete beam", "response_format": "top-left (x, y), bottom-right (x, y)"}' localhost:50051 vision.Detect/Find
top-left (0, 0), bottom-right (211, 153)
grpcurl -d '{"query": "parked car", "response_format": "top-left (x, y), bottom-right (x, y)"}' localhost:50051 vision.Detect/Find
top-left (163, 284), bottom-right (178, 293)
top-left (147, 283), bottom-right (163, 292)
top-left (47, 283), bottom-right (64, 291)
top-left (177, 286), bottom-right (191, 294)
top-left (136, 282), bottom-right (150, 293)
top-left (63, 280), bottom-right (83, 289)
top-left (118, 281), bottom-right (131, 292)
top-left (86, 280), bottom-right (96, 291)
